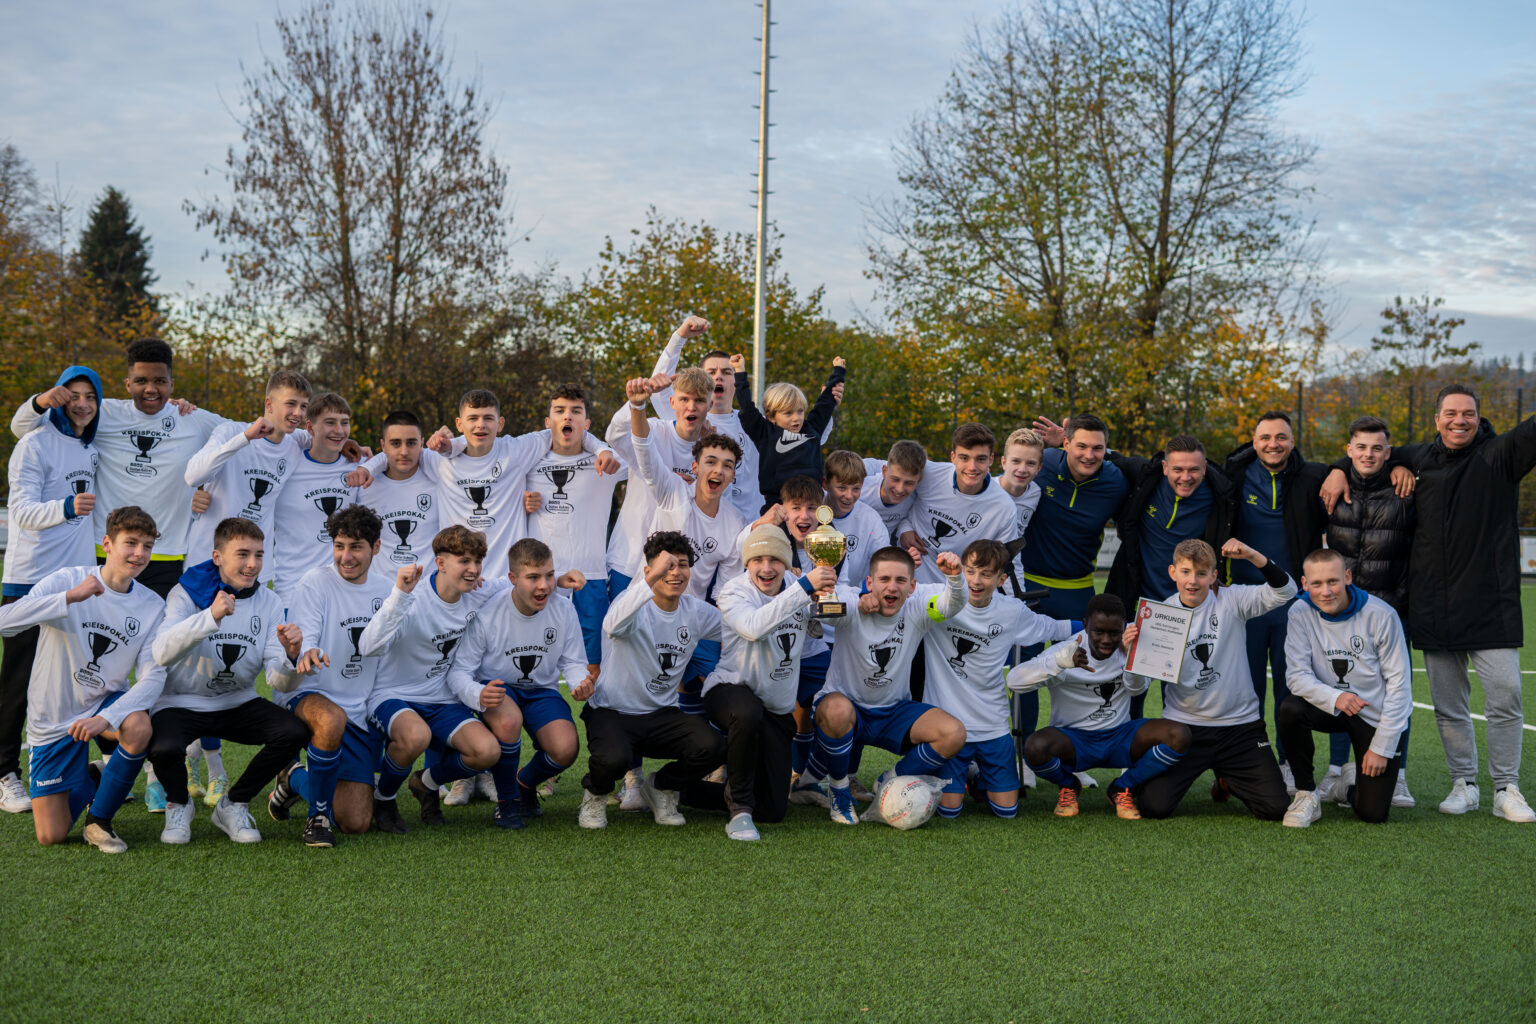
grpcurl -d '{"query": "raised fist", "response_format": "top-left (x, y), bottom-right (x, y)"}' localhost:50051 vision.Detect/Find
top-left (210, 590), bottom-right (236, 622)
top-left (396, 564), bottom-right (424, 593)
top-left (65, 575), bottom-right (105, 604)
top-left (677, 315), bottom-right (710, 339)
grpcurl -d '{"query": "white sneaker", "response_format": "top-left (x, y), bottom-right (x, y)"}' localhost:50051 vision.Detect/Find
top-left (789, 773), bottom-right (831, 808)
top-left (211, 796), bottom-right (262, 843)
top-left (1493, 785), bottom-right (1536, 823)
top-left (1313, 768), bottom-right (1342, 803)
top-left (1334, 762), bottom-right (1356, 807)
top-left (618, 769), bottom-right (648, 812)
top-left (161, 801), bottom-right (195, 844)
top-left (537, 777), bottom-right (557, 799)
top-left (1279, 762), bottom-right (1296, 796)
top-left (640, 772), bottom-right (685, 826)
top-left (83, 819), bottom-right (128, 853)
top-left (578, 788), bottom-right (608, 829)
top-left (442, 777), bottom-right (475, 807)
top-left (1392, 770), bottom-right (1415, 809)
top-left (1075, 771), bottom-right (1098, 790)
top-left (1282, 790), bottom-right (1322, 828)
top-left (0, 771), bottom-right (31, 813)
top-left (476, 771), bottom-right (498, 802)
top-left (1438, 779), bottom-right (1480, 815)
top-left (725, 811), bottom-right (760, 841)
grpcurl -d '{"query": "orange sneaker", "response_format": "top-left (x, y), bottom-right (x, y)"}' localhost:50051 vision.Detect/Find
top-left (1210, 776), bottom-right (1232, 802)
top-left (1054, 787), bottom-right (1080, 817)
top-left (1109, 787), bottom-right (1141, 820)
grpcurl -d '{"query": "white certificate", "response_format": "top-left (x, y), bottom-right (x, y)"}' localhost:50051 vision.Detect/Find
top-left (1124, 598), bottom-right (1195, 684)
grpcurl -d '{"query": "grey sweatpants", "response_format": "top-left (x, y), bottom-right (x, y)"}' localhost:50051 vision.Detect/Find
top-left (1423, 648), bottom-right (1524, 789)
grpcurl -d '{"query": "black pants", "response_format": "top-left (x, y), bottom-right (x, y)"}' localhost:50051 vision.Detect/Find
top-left (1276, 696), bottom-right (1398, 823)
top-left (134, 559), bottom-right (185, 600)
top-left (0, 594), bottom-right (38, 778)
top-left (148, 698), bottom-right (309, 805)
top-left (1139, 719), bottom-right (1288, 821)
top-left (680, 684), bottom-right (794, 822)
top-left (909, 639), bottom-right (927, 703)
top-left (579, 705), bottom-right (726, 795)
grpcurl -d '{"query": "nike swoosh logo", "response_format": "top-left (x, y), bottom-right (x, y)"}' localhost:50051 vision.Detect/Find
top-left (775, 435), bottom-right (811, 454)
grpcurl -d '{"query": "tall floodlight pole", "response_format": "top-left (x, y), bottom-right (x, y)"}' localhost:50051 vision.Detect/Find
top-left (751, 0), bottom-right (772, 403)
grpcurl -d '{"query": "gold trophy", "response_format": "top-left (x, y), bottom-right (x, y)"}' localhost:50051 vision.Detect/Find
top-left (804, 505), bottom-right (848, 618)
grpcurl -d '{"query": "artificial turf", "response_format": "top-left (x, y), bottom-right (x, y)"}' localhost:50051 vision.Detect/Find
top-left (1, 588), bottom-right (1534, 1023)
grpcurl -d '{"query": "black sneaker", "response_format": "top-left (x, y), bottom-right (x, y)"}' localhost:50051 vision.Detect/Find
top-left (372, 796), bottom-right (409, 834)
top-left (515, 782), bottom-right (543, 819)
top-left (493, 800), bottom-right (526, 830)
top-left (408, 770), bottom-right (446, 826)
top-left (303, 813), bottom-right (336, 848)
top-left (268, 761), bottom-right (302, 821)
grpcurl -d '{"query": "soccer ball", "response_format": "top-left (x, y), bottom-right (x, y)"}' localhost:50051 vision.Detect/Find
top-left (876, 775), bottom-right (939, 830)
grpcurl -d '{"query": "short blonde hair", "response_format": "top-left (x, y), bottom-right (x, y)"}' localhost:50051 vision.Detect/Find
top-left (1005, 427), bottom-right (1044, 451)
top-left (673, 368), bottom-right (712, 400)
top-left (763, 382), bottom-right (807, 419)
top-left (1172, 538), bottom-right (1217, 573)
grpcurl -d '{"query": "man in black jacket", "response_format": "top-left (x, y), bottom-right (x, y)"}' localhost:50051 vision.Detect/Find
top-left (1323, 385), bottom-right (1536, 823)
top-left (1322, 416), bottom-right (1415, 808)
top-left (1106, 435), bottom-right (1237, 718)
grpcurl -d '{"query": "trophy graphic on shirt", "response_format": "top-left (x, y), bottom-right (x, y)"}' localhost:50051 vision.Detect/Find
top-left (72, 479), bottom-right (89, 495)
top-left (870, 645), bottom-right (895, 679)
top-left (246, 477), bottom-right (273, 513)
top-left (657, 651), bottom-right (679, 676)
top-left (211, 642), bottom-right (246, 693)
top-left (948, 637), bottom-right (978, 671)
top-left (314, 495), bottom-right (344, 518)
top-left (465, 485), bottom-right (491, 516)
top-left (514, 654), bottom-right (542, 685)
top-left (432, 636), bottom-right (460, 669)
top-left (1330, 658), bottom-right (1352, 690)
top-left (348, 626), bottom-right (366, 663)
top-left (804, 506), bottom-right (847, 618)
top-left (389, 518), bottom-right (417, 557)
top-left (130, 432), bottom-right (161, 463)
top-left (85, 631), bottom-right (118, 672)
top-left (1089, 680), bottom-right (1121, 722)
top-left (931, 518), bottom-right (955, 542)
top-left (1192, 642), bottom-right (1216, 689)
top-left (545, 466), bottom-right (575, 500)
top-left (775, 631), bottom-right (796, 666)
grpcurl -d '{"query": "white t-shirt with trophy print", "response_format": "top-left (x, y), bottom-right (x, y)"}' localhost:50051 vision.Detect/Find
top-left (272, 452), bottom-right (359, 596)
top-left (358, 575), bottom-right (503, 714)
top-left (821, 573), bottom-right (966, 710)
top-left (1008, 633), bottom-right (1145, 733)
top-left (591, 577), bottom-right (722, 715)
top-left (447, 589), bottom-right (589, 704)
top-left (901, 462), bottom-right (1018, 585)
top-left (277, 563), bottom-right (396, 728)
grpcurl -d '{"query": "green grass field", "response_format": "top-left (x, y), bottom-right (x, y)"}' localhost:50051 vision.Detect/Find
top-left (2, 587), bottom-right (1535, 1023)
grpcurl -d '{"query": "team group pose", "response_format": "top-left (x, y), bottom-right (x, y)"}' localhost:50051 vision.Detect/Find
top-left (3, 319), bottom-right (1534, 853)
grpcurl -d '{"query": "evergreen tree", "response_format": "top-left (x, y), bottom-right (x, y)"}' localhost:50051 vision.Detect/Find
top-left (78, 185), bottom-right (157, 317)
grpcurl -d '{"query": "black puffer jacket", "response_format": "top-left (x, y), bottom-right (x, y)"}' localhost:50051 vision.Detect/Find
top-left (1391, 417), bottom-right (1536, 651)
top-left (1324, 465), bottom-right (1413, 619)
top-left (1104, 451), bottom-right (1237, 611)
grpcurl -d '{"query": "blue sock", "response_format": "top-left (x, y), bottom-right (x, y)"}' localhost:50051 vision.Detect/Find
top-left (894, 742), bottom-right (947, 777)
top-left (849, 743), bottom-right (865, 774)
top-left (305, 744), bottom-right (341, 819)
top-left (289, 764), bottom-right (312, 804)
top-left (1030, 756), bottom-right (1077, 790)
top-left (69, 778), bottom-right (98, 826)
top-left (678, 690), bottom-right (705, 716)
top-left (987, 797), bottom-right (1018, 819)
top-left (815, 726), bottom-right (854, 782)
top-left (422, 750), bottom-right (475, 790)
top-left (489, 741), bottom-right (522, 801)
top-left (89, 748), bottom-right (143, 819)
top-left (937, 802), bottom-right (962, 819)
top-left (202, 736), bottom-right (221, 750)
top-left (376, 751), bottom-right (412, 799)
top-left (803, 739), bottom-right (828, 781)
top-left (792, 732), bottom-right (813, 774)
top-left (1114, 743), bottom-right (1185, 792)
top-left (515, 750), bottom-right (564, 793)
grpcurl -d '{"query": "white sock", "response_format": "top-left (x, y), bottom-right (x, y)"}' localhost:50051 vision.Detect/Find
top-left (185, 738), bottom-right (203, 761)
top-left (204, 749), bottom-right (225, 778)
top-left (421, 768), bottom-right (441, 791)
top-left (144, 762), bottom-right (158, 784)
top-left (830, 776), bottom-right (848, 789)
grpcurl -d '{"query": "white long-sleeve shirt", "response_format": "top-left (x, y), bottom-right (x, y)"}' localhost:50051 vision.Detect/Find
top-left (604, 408), bottom-right (699, 575)
top-left (11, 397), bottom-right (229, 557)
top-left (1007, 633), bottom-right (1146, 732)
top-left (1143, 578), bottom-right (1297, 727)
top-left (358, 576), bottom-right (503, 713)
top-left (1003, 480), bottom-right (1041, 585)
top-left (705, 571), bottom-right (818, 715)
top-left (0, 566), bottom-right (166, 747)
top-left (447, 589), bottom-right (589, 707)
top-left (922, 594), bottom-right (1073, 741)
top-left (271, 451), bottom-right (358, 596)
top-left (858, 458), bottom-right (917, 539)
top-left (821, 500), bottom-right (891, 646)
top-left (277, 563), bottom-right (396, 727)
top-left (630, 432), bottom-right (747, 600)
top-left (1284, 594), bottom-right (1413, 759)
top-left (3, 422), bottom-right (98, 587)
top-left (591, 577), bottom-right (722, 715)
top-left (184, 422), bottom-right (303, 566)
top-left (901, 462), bottom-right (1018, 584)
top-left (144, 583), bottom-right (297, 713)
top-left (822, 573), bottom-right (966, 709)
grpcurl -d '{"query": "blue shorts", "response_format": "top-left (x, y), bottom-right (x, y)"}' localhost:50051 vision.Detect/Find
top-left (568, 583), bottom-right (609, 666)
top-left (370, 699), bottom-right (477, 748)
top-left (816, 695), bottom-right (931, 756)
top-left (797, 650), bottom-right (831, 708)
top-left (607, 570), bottom-right (632, 603)
top-left (338, 722), bottom-right (384, 785)
top-left (1057, 719), bottom-right (1148, 771)
top-left (510, 686), bottom-right (574, 735)
top-left (683, 638), bottom-right (721, 688)
top-left (943, 735), bottom-right (1019, 794)
top-left (27, 690), bottom-right (123, 798)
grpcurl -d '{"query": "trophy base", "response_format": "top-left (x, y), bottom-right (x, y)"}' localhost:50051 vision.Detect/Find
top-left (814, 598), bottom-right (847, 619)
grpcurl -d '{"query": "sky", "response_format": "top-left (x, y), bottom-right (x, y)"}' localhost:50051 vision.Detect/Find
top-left (2, 0), bottom-right (1533, 361)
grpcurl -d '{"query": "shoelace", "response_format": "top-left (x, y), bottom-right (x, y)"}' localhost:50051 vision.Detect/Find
top-left (1, 776), bottom-right (26, 798)
top-left (1057, 790), bottom-right (1075, 807)
top-left (1112, 791), bottom-right (1135, 811)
